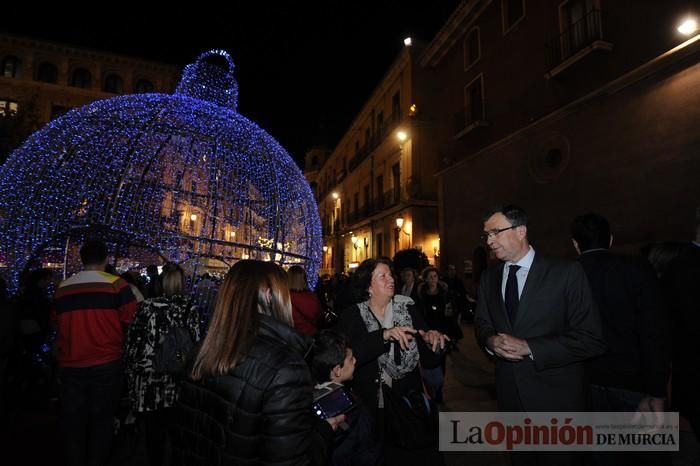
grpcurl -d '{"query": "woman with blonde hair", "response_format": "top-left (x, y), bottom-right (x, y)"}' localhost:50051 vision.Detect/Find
top-left (125, 262), bottom-right (201, 466)
top-left (173, 260), bottom-right (340, 465)
top-left (288, 265), bottom-right (323, 336)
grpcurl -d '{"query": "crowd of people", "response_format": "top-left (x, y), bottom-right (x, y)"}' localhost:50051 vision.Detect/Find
top-left (0, 203), bottom-right (697, 466)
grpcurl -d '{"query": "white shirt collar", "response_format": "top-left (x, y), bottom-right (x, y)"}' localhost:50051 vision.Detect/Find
top-left (507, 245), bottom-right (535, 270)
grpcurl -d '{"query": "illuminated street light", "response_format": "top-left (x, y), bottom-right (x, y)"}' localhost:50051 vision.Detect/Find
top-left (396, 130), bottom-right (408, 142)
top-left (678, 18), bottom-right (698, 35)
top-left (404, 37), bottom-right (412, 47)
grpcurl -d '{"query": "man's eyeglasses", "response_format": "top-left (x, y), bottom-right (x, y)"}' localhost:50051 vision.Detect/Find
top-left (480, 225), bottom-right (519, 241)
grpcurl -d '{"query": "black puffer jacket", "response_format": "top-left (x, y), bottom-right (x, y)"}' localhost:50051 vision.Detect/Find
top-left (173, 315), bottom-right (334, 465)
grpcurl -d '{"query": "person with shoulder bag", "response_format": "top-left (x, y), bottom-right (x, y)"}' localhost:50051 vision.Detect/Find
top-left (334, 258), bottom-right (449, 465)
top-left (124, 262), bottom-right (201, 466)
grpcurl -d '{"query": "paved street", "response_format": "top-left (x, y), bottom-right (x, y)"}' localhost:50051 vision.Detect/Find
top-left (441, 322), bottom-right (510, 466)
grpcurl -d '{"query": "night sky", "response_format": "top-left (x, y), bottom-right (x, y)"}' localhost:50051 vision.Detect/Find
top-left (4, 2), bottom-right (459, 167)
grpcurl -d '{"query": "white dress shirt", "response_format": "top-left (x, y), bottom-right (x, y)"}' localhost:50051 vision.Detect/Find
top-left (500, 246), bottom-right (535, 300)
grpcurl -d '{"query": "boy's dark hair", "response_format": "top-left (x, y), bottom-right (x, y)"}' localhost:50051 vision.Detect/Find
top-left (571, 213), bottom-right (611, 252)
top-left (80, 239), bottom-right (108, 266)
top-left (311, 330), bottom-right (349, 384)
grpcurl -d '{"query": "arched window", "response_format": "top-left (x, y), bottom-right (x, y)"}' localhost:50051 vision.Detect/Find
top-left (103, 73), bottom-right (124, 94)
top-left (70, 68), bottom-right (91, 88)
top-left (2, 56), bottom-right (21, 78)
top-left (36, 62), bottom-right (58, 83)
top-left (134, 79), bottom-right (154, 93)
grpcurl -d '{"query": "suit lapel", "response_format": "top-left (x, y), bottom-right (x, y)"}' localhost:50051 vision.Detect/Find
top-left (514, 253), bottom-right (544, 325)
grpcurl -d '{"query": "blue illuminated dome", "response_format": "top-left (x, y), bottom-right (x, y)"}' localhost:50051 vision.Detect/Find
top-left (0, 49), bottom-right (321, 289)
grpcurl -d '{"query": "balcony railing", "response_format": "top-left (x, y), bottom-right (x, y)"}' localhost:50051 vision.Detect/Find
top-left (545, 9), bottom-right (608, 73)
top-left (379, 112), bottom-right (400, 140)
top-left (347, 113), bottom-right (403, 175)
top-left (454, 108), bottom-right (486, 134)
top-left (339, 190), bottom-right (401, 228)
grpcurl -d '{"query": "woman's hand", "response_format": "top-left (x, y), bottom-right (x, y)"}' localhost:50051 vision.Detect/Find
top-left (419, 329), bottom-right (450, 352)
top-left (325, 413), bottom-right (348, 432)
top-left (383, 326), bottom-right (417, 350)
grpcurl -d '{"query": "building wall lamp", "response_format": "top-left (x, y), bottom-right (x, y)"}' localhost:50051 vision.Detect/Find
top-left (394, 215), bottom-right (410, 251)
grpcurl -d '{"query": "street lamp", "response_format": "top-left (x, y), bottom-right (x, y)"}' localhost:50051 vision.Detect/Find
top-left (351, 235), bottom-right (359, 261)
top-left (394, 215), bottom-right (410, 252)
top-left (432, 237), bottom-right (440, 267)
top-left (678, 18), bottom-right (698, 36)
top-left (396, 130), bottom-right (408, 142)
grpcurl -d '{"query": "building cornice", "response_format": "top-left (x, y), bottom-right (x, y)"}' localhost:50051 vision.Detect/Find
top-left (419, 0), bottom-right (492, 68)
top-left (0, 33), bottom-right (180, 74)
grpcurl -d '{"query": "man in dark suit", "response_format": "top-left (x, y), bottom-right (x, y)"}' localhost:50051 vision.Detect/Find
top-left (474, 205), bottom-right (606, 465)
top-left (571, 213), bottom-right (669, 410)
top-left (571, 213), bottom-right (670, 466)
top-left (661, 207), bottom-right (700, 442)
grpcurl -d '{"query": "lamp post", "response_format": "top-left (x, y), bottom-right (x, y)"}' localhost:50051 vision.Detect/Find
top-left (332, 192), bottom-right (341, 274)
top-left (394, 215), bottom-right (411, 253)
top-left (432, 237), bottom-right (440, 268)
top-left (351, 234), bottom-right (358, 262)
top-left (394, 216), bottom-right (403, 252)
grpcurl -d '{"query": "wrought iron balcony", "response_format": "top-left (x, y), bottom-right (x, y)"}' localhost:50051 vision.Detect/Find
top-left (545, 9), bottom-right (612, 76)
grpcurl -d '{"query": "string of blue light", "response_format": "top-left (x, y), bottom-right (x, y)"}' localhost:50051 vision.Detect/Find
top-left (0, 49), bottom-right (322, 292)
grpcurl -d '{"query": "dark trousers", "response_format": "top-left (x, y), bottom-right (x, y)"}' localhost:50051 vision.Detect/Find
top-left (0, 356), bottom-right (7, 422)
top-left (58, 359), bottom-right (123, 466)
top-left (589, 384), bottom-right (671, 466)
top-left (140, 408), bottom-right (175, 466)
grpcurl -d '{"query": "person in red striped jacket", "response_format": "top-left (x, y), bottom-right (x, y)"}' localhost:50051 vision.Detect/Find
top-left (52, 239), bottom-right (137, 466)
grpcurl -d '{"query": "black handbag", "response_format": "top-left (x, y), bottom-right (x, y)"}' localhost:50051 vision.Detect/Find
top-left (381, 383), bottom-right (438, 450)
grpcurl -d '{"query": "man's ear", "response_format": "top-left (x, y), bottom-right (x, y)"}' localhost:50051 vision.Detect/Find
top-left (517, 225), bottom-right (528, 240)
top-left (572, 239), bottom-right (581, 255)
top-left (331, 364), bottom-right (342, 380)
